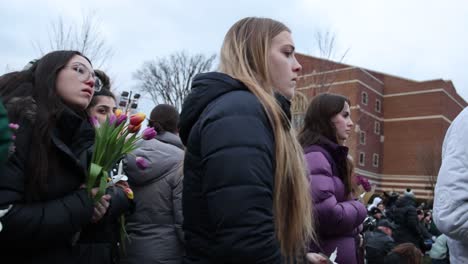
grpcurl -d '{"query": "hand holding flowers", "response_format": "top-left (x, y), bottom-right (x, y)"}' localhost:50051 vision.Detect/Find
top-left (87, 111), bottom-right (156, 201)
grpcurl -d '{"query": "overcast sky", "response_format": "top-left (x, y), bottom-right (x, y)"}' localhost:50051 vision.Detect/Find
top-left (1, 0), bottom-right (467, 115)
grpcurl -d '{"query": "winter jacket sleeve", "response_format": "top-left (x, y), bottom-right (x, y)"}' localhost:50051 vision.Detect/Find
top-left (306, 151), bottom-right (367, 236)
top-left (0, 126), bottom-right (94, 248)
top-left (171, 163), bottom-right (184, 244)
top-left (105, 186), bottom-right (132, 219)
top-left (418, 222), bottom-right (433, 240)
top-left (434, 108), bottom-right (468, 242)
top-left (198, 91), bottom-right (280, 263)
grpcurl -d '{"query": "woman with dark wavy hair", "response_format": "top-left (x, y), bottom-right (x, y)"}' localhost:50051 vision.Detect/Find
top-left (0, 50), bottom-right (129, 264)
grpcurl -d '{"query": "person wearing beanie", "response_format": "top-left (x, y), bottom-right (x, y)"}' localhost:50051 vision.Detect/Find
top-left (403, 188), bottom-right (415, 199)
top-left (392, 191), bottom-right (425, 249)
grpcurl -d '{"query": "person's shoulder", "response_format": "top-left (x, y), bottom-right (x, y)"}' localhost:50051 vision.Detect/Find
top-left (212, 90), bottom-right (261, 112)
top-left (202, 90), bottom-right (267, 123)
top-left (304, 148), bottom-right (332, 169)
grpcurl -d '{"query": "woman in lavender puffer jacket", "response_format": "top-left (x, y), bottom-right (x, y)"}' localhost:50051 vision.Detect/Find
top-left (298, 93), bottom-right (367, 264)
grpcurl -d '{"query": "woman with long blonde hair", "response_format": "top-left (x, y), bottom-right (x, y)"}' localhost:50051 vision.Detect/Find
top-left (179, 17), bottom-right (319, 263)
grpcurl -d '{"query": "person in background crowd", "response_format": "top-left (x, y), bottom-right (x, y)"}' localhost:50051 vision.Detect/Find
top-left (86, 70), bottom-right (116, 124)
top-left (179, 17), bottom-right (325, 263)
top-left (384, 243), bottom-right (423, 264)
top-left (434, 107), bottom-right (468, 263)
top-left (148, 104), bottom-right (184, 150)
top-left (298, 93), bottom-right (367, 264)
top-left (368, 196), bottom-right (382, 212)
top-left (429, 234), bottom-right (450, 264)
top-left (377, 202), bottom-right (386, 217)
top-left (363, 207), bottom-right (385, 233)
top-left (0, 50), bottom-right (113, 263)
top-left (416, 209), bottom-right (435, 253)
top-left (422, 211), bottom-right (441, 237)
top-left (364, 219), bottom-right (396, 264)
top-left (382, 191), bottom-right (399, 222)
top-left (121, 104), bottom-right (185, 264)
top-left (392, 188), bottom-right (425, 250)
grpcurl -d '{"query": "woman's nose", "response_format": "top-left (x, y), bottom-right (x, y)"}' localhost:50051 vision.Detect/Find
top-left (84, 78), bottom-right (95, 89)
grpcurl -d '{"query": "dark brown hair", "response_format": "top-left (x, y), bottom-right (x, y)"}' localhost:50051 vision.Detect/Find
top-left (0, 50), bottom-right (91, 199)
top-left (148, 104), bottom-right (179, 134)
top-left (298, 93), bottom-right (354, 195)
top-left (87, 70), bottom-right (115, 109)
top-left (390, 243), bottom-right (423, 264)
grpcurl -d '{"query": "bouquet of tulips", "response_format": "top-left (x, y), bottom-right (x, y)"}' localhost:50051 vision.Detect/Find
top-left (87, 109), bottom-right (156, 201)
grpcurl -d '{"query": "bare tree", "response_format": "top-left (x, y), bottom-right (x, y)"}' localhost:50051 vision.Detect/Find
top-left (416, 143), bottom-right (442, 198)
top-left (34, 12), bottom-right (113, 69)
top-left (133, 51), bottom-right (216, 111)
top-left (309, 30), bottom-right (350, 94)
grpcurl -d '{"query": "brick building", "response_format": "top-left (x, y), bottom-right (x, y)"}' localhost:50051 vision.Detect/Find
top-left (293, 53), bottom-right (467, 199)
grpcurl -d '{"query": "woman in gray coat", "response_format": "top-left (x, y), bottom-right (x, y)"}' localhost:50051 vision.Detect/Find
top-left (121, 104), bottom-right (184, 264)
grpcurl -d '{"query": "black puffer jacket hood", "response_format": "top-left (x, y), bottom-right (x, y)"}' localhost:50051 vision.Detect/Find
top-left (395, 195), bottom-right (416, 208)
top-left (179, 72), bottom-right (248, 145)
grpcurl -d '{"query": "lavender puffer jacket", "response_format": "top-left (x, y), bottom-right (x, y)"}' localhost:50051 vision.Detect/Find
top-left (305, 141), bottom-right (366, 264)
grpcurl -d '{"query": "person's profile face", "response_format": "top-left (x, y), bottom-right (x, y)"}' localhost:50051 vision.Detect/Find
top-left (268, 31), bottom-right (302, 99)
top-left (331, 101), bottom-right (354, 143)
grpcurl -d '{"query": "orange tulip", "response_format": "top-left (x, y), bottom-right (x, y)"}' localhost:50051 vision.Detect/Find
top-left (114, 108), bottom-right (123, 118)
top-left (129, 113), bottom-right (146, 126)
top-left (124, 187), bottom-right (134, 200)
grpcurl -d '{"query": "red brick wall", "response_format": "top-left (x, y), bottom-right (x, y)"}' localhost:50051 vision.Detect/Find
top-left (295, 54), bottom-right (467, 198)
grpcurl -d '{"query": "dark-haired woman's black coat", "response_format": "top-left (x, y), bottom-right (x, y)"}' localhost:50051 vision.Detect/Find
top-left (0, 110), bottom-right (129, 264)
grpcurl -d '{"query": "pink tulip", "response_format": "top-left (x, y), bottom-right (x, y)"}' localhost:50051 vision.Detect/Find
top-left (108, 114), bottom-right (117, 126)
top-left (135, 156), bottom-right (148, 170)
top-left (116, 114), bottom-right (127, 126)
top-left (142, 127), bottom-right (157, 140)
top-left (89, 116), bottom-right (100, 128)
top-left (8, 123), bottom-right (19, 130)
top-left (356, 175), bottom-right (371, 192)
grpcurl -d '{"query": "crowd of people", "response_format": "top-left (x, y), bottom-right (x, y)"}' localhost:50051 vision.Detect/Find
top-left (0, 16), bottom-right (466, 264)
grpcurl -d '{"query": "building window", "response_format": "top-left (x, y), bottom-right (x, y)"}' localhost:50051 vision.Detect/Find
top-left (375, 99), bottom-right (381, 112)
top-left (373, 153), bottom-right (379, 167)
top-left (360, 131), bottom-right (366, 145)
top-left (361, 92), bottom-right (368, 105)
top-left (374, 121), bottom-right (381, 135)
top-left (359, 152), bottom-right (365, 166)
